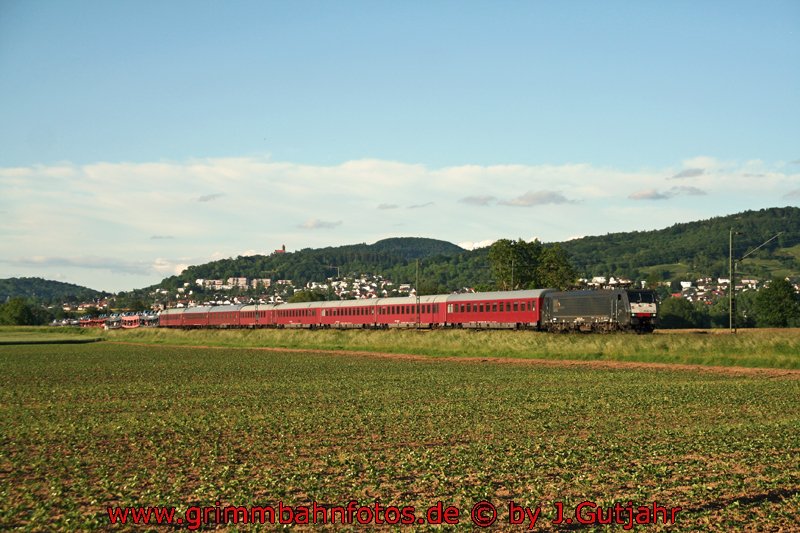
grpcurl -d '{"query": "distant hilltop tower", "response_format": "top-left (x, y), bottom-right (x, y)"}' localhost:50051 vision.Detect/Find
top-left (274, 244), bottom-right (286, 254)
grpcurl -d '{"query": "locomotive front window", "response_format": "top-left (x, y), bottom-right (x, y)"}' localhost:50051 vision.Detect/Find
top-left (627, 291), bottom-right (656, 303)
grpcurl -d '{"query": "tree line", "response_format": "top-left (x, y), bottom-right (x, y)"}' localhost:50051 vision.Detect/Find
top-left (658, 278), bottom-right (800, 328)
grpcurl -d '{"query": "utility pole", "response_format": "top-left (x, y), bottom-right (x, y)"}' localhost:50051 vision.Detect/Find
top-left (416, 259), bottom-right (420, 329)
top-left (729, 228), bottom-right (735, 333)
top-left (729, 230), bottom-right (782, 333)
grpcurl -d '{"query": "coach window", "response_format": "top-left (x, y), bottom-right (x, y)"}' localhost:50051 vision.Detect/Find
top-left (513, 302), bottom-right (518, 312)
top-left (492, 303), bottom-right (497, 312)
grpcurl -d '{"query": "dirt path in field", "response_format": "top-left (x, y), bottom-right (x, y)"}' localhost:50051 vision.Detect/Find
top-left (107, 341), bottom-right (800, 379)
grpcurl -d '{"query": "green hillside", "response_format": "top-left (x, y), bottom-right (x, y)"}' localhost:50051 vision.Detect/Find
top-left (156, 237), bottom-right (486, 295)
top-left (166, 207), bottom-right (798, 292)
top-left (8, 207), bottom-right (799, 304)
top-left (0, 277), bottom-right (107, 305)
top-left (560, 206), bottom-right (800, 280)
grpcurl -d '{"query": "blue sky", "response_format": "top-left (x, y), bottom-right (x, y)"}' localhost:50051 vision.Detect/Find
top-left (1, 1), bottom-right (798, 292)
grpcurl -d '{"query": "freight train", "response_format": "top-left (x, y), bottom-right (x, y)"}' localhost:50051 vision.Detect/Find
top-left (158, 288), bottom-right (658, 332)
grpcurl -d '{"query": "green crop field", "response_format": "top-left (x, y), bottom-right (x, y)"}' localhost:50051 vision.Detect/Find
top-left (0, 326), bottom-right (101, 346)
top-left (1, 340), bottom-right (798, 531)
top-left (101, 326), bottom-right (800, 370)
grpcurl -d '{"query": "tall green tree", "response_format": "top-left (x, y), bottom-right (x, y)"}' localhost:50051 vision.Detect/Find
top-left (536, 244), bottom-right (577, 290)
top-left (658, 297), bottom-right (710, 328)
top-left (0, 298), bottom-right (50, 325)
top-left (488, 239), bottom-right (576, 290)
top-left (488, 239), bottom-right (543, 290)
top-left (753, 278), bottom-right (800, 327)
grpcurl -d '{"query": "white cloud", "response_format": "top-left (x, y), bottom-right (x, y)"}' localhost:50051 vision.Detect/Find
top-left (299, 218), bottom-right (342, 229)
top-left (681, 156), bottom-right (719, 170)
top-left (457, 239), bottom-right (496, 250)
top-left (2, 155), bottom-right (798, 291)
top-left (459, 195), bottom-right (496, 206)
top-left (629, 186), bottom-right (707, 201)
top-left (197, 193), bottom-right (225, 202)
top-left (500, 190), bottom-right (572, 206)
top-left (671, 168), bottom-right (705, 179)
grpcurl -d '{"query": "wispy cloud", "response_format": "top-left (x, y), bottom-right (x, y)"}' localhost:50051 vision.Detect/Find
top-left (789, 159), bottom-right (800, 165)
top-left (629, 186), bottom-right (707, 201)
top-left (459, 195), bottom-right (497, 206)
top-left (670, 168), bottom-right (705, 179)
top-left (500, 190), bottom-right (571, 207)
top-left (671, 186), bottom-right (706, 196)
top-left (408, 202), bottom-right (434, 209)
top-left (2, 154), bottom-right (798, 291)
top-left (299, 218), bottom-right (342, 229)
top-left (629, 189), bottom-right (671, 201)
top-left (1, 255), bottom-right (153, 275)
top-left (197, 193), bottom-right (225, 202)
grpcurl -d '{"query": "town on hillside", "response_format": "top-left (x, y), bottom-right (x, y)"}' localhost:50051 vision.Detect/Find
top-left (41, 269), bottom-right (799, 330)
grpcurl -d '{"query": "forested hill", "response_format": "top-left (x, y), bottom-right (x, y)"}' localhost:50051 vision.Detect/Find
top-left (0, 277), bottom-right (107, 304)
top-left (560, 206), bottom-right (800, 280)
top-left (367, 237), bottom-right (464, 259)
top-left (163, 237), bottom-right (482, 293)
top-left (164, 207), bottom-right (799, 292)
top-left (9, 208), bottom-right (797, 303)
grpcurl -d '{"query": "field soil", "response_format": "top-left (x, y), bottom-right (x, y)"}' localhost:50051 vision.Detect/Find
top-left (1, 341), bottom-right (798, 531)
top-left (110, 340), bottom-right (800, 378)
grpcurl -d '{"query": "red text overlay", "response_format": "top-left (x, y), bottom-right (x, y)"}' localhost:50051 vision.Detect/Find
top-left (106, 499), bottom-right (681, 530)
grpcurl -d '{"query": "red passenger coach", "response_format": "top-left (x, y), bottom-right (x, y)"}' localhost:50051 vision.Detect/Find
top-left (375, 295), bottom-right (449, 328)
top-left (239, 304), bottom-right (276, 327)
top-left (445, 290), bottom-right (546, 329)
top-left (208, 305), bottom-right (244, 328)
top-left (274, 302), bottom-right (321, 328)
top-left (158, 308), bottom-right (183, 327)
top-left (318, 300), bottom-right (377, 328)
